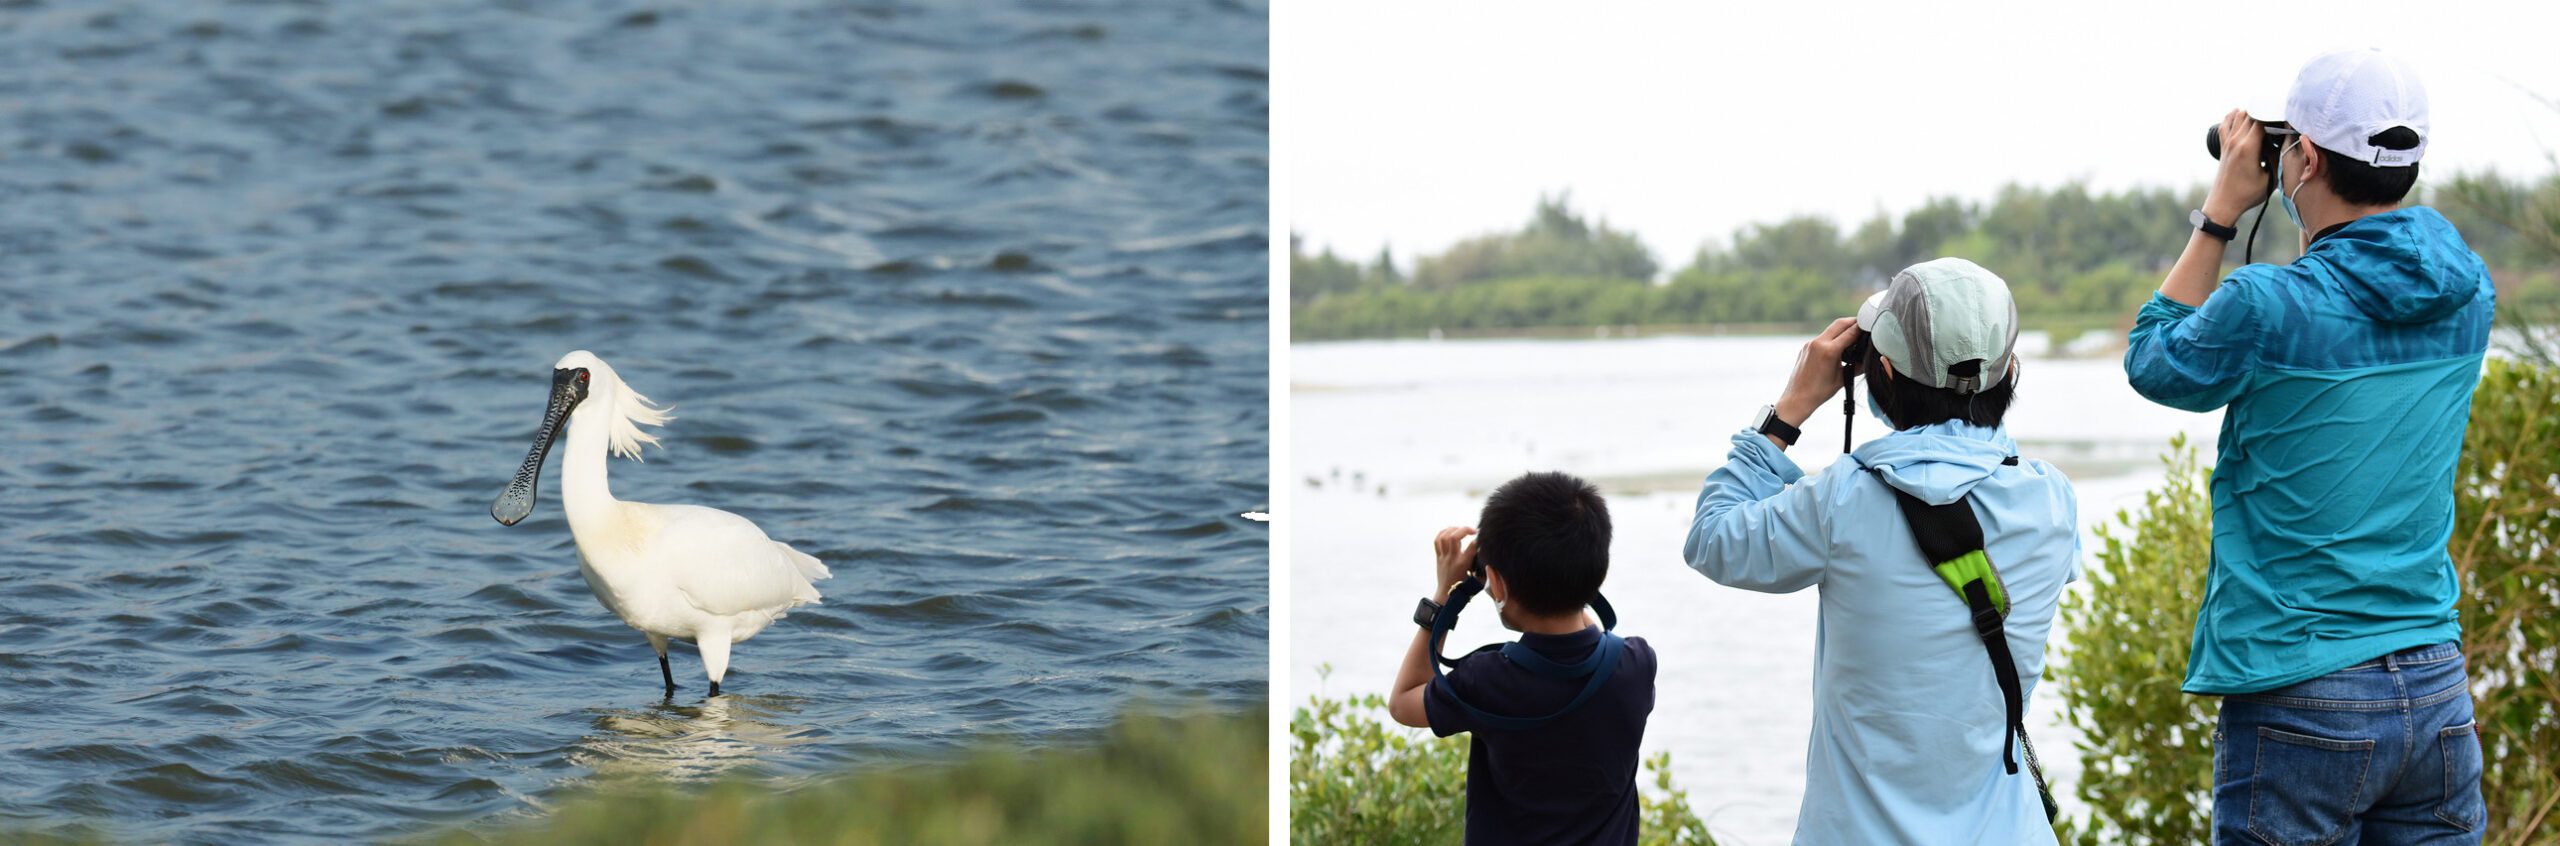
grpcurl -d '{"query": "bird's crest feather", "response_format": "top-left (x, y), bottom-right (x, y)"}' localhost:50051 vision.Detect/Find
top-left (605, 375), bottom-right (674, 461)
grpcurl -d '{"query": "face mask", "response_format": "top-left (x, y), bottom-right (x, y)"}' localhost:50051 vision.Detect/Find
top-left (1867, 390), bottom-right (1898, 431)
top-left (2277, 138), bottom-right (2312, 243)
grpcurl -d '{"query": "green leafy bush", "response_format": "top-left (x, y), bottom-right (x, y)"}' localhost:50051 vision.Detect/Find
top-left (2059, 363), bottom-right (2560, 845)
top-left (2053, 435), bottom-right (2217, 846)
top-left (1289, 671), bottom-right (1716, 845)
top-left (2454, 359), bottom-right (2560, 842)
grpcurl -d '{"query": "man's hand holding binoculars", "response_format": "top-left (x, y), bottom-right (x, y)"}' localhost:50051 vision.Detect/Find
top-left (2204, 108), bottom-right (2276, 230)
top-left (2170, 108), bottom-right (2292, 305)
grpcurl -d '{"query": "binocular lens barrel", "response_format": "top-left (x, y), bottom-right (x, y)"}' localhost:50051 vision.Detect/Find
top-left (2205, 122), bottom-right (2286, 174)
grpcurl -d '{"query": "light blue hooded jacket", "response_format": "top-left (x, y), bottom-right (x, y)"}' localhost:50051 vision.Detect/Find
top-left (1686, 420), bottom-right (2077, 845)
top-left (2123, 206), bottom-right (2492, 695)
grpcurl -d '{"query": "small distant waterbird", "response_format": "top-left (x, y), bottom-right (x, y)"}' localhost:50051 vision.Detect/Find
top-left (491, 351), bottom-right (831, 697)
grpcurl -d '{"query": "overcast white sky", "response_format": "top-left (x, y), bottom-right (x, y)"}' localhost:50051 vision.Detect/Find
top-left (1285, 1), bottom-right (2560, 272)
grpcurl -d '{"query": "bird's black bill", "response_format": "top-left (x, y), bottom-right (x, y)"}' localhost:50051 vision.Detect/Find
top-left (491, 368), bottom-right (589, 526)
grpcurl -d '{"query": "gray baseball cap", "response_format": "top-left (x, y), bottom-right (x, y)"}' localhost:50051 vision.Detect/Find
top-left (1855, 257), bottom-right (2019, 395)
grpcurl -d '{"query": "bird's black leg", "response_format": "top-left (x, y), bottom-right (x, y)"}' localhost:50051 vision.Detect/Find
top-left (659, 654), bottom-right (677, 698)
top-left (708, 680), bottom-right (721, 697)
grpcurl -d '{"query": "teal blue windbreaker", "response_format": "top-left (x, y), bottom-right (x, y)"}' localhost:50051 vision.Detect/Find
top-left (2123, 206), bottom-right (2493, 695)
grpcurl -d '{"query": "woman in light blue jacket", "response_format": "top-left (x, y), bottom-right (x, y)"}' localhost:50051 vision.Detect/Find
top-left (1688, 258), bottom-right (2078, 845)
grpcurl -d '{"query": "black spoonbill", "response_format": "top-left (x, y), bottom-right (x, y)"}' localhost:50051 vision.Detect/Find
top-left (490, 350), bottom-right (832, 697)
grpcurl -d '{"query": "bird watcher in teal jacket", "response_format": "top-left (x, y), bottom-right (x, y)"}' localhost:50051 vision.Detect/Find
top-left (2125, 49), bottom-right (2490, 843)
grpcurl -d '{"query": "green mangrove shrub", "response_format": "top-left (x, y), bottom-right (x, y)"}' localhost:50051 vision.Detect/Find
top-left (1290, 673), bottom-right (1716, 846)
top-left (2455, 359), bottom-right (2560, 842)
top-left (2054, 436), bottom-right (2218, 846)
top-left (2059, 361), bottom-right (2560, 845)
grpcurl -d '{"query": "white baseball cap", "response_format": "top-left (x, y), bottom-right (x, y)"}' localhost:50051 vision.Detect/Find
top-left (2276, 48), bottom-right (2429, 167)
top-left (1855, 257), bottom-right (2019, 396)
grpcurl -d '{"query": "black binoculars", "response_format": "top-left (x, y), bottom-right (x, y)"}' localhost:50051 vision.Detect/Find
top-left (2205, 119), bottom-right (2294, 176)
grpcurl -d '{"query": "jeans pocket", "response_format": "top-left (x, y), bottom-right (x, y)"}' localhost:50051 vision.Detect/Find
top-left (2435, 721), bottom-right (2485, 831)
top-left (2247, 726), bottom-right (2374, 846)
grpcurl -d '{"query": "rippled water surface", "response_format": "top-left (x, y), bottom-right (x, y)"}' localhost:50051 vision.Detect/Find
top-left (0, 2), bottom-right (1268, 841)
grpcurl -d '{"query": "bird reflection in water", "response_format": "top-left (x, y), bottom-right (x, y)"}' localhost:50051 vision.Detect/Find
top-left (570, 693), bottom-right (832, 783)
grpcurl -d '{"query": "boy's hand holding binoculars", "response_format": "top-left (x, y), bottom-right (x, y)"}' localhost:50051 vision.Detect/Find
top-left (1431, 526), bottom-right (1479, 601)
top-left (1776, 317), bottom-right (1864, 427)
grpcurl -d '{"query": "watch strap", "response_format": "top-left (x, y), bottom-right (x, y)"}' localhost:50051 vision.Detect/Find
top-left (2193, 209), bottom-right (2238, 242)
top-left (1757, 408), bottom-right (1801, 447)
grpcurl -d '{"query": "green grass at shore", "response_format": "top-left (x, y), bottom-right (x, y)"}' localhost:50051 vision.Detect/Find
top-left (1, 708), bottom-right (1271, 845)
top-left (421, 708), bottom-right (1265, 846)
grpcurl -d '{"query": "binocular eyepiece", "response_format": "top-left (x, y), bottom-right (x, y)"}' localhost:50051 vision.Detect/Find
top-left (1839, 330), bottom-right (1870, 373)
top-left (2205, 119), bottom-right (2291, 175)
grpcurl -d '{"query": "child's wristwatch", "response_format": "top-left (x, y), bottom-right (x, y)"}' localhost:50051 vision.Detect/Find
top-left (1413, 597), bottom-right (1442, 628)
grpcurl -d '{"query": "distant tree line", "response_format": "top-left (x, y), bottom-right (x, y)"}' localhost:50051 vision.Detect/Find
top-left (1292, 175), bottom-right (2560, 341)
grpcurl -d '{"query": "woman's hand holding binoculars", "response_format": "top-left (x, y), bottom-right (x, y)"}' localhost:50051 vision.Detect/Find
top-left (1777, 317), bottom-right (1865, 429)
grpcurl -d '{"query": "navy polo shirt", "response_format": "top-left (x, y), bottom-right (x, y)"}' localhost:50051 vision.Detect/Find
top-left (1424, 626), bottom-right (1657, 845)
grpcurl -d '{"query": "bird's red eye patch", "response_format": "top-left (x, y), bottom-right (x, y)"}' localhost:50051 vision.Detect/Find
top-left (577, 370), bottom-right (590, 383)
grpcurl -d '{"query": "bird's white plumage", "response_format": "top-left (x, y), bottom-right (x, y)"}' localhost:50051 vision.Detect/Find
top-left (543, 350), bottom-right (828, 691)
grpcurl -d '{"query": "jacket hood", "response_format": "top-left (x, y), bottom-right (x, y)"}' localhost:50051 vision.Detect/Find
top-left (2314, 207), bottom-right (2484, 325)
top-left (1850, 420), bottom-right (2018, 506)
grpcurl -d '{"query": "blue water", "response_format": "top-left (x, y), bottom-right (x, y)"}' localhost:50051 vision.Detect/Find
top-left (0, 1), bottom-right (1268, 842)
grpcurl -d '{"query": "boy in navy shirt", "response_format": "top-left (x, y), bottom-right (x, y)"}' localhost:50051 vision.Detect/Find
top-left (1388, 471), bottom-right (1658, 845)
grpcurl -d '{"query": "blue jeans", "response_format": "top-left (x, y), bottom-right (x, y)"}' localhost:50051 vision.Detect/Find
top-left (2213, 642), bottom-right (2486, 846)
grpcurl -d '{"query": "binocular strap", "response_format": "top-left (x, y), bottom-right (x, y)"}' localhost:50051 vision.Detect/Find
top-left (1428, 579), bottom-right (1624, 732)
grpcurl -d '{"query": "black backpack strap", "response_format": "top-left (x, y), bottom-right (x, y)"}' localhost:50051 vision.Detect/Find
top-left (1871, 465), bottom-right (2058, 822)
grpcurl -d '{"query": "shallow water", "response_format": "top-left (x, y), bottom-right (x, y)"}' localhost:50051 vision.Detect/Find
top-left (0, 1), bottom-right (1268, 842)
top-left (1290, 336), bottom-right (2222, 844)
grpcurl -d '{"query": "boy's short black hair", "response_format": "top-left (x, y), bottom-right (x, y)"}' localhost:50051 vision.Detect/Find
top-left (1475, 471), bottom-right (1611, 617)
top-left (1865, 344), bottom-right (2015, 429)
top-left (2314, 127), bottom-right (2422, 207)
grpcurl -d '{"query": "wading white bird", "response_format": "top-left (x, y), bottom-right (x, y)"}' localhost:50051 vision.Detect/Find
top-left (491, 350), bottom-right (831, 697)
